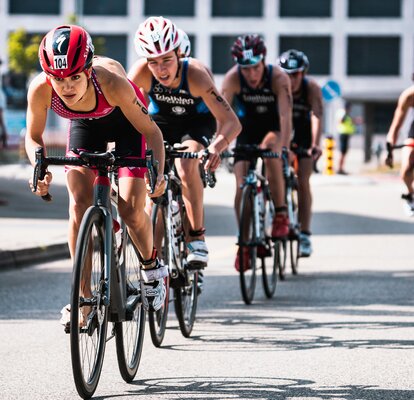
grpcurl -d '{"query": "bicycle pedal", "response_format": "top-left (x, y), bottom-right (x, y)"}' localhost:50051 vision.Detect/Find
top-left (186, 261), bottom-right (206, 270)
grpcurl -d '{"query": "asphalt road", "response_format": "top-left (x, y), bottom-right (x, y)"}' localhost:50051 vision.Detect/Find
top-left (1, 167), bottom-right (414, 399)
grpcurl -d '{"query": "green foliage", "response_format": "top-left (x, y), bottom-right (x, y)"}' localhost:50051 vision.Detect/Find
top-left (8, 28), bottom-right (42, 76)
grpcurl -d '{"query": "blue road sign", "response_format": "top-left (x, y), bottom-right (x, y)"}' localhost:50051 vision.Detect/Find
top-left (322, 80), bottom-right (341, 102)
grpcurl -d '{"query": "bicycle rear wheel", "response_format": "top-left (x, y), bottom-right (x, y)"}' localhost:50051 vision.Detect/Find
top-left (148, 203), bottom-right (170, 347)
top-left (239, 185), bottom-right (258, 305)
top-left (115, 231), bottom-right (146, 382)
top-left (290, 238), bottom-right (299, 275)
top-left (70, 207), bottom-right (108, 399)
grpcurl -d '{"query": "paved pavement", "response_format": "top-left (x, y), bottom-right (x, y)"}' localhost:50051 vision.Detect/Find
top-left (0, 143), bottom-right (399, 270)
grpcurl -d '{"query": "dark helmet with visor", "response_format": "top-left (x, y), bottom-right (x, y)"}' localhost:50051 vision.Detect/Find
top-left (278, 49), bottom-right (309, 74)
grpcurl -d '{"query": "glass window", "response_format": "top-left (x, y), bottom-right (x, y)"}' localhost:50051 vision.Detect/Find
top-left (279, 0), bottom-right (331, 17)
top-left (279, 36), bottom-right (331, 75)
top-left (212, 35), bottom-right (242, 74)
top-left (348, 0), bottom-right (401, 18)
top-left (212, 0), bottom-right (262, 17)
top-left (93, 35), bottom-right (127, 69)
top-left (9, 0), bottom-right (60, 15)
top-left (83, 0), bottom-right (127, 16)
top-left (347, 36), bottom-right (400, 76)
top-left (144, 0), bottom-right (194, 16)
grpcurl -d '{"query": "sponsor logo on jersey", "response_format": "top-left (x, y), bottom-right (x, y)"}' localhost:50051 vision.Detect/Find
top-left (154, 93), bottom-right (195, 105)
top-left (172, 106), bottom-right (186, 115)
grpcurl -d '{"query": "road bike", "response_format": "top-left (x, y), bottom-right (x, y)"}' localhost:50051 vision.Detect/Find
top-left (32, 147), bottom-right (157, 399)
top-left (148, 143), bottom-right (215, 345)
top-left (225, 145), bottom-right (281, 305)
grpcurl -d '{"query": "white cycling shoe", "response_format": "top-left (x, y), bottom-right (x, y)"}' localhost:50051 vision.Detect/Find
top-left (140, 260), bottom-right (168, 312)
top-left (187, 240), bottom-right (209, 269)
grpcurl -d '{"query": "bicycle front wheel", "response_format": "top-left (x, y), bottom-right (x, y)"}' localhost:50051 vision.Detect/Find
top-left (148, 202), bottom-right (170, 347)
top-left (239, 185), bottom-right (258, 305)
top-left (70, 207), bottom-right (108, 399)
top-left (174, 270), bottom-right (198, 337)
top-left (115, 231), bottom-right (146, 382)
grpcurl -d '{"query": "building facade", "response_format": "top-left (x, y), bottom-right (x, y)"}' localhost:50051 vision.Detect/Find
top-left (0, 0), bottom-right (413, 143)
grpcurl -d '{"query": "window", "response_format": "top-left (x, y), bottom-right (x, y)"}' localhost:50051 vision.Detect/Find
top-left (144, 0), bottom-right (194, 16)
top-left (93, 35), bottom-right (127, 68)
top-left (279, 0), bottom-right (331, 17)
top-left (348, 0), bottom-right (401, 18)
top-left (9, 0), bottom-right (60, 15)
top-left (212, 35), bottom-right (241, 74)
top-left (83, 0), bottom-right (127, 16)
top-left (212, 0), bottom-right (262, 17)
top-left (279, 36), bottom-right (331, 75)
top-left (347, 36), bottom-right (400, 76)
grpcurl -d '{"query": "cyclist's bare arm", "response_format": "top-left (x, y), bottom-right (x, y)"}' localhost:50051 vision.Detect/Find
top-left (221, 65), bottom-right (240, 109)
top-left (271, 67), bottom-right (293, 148)
top-left (98, 67), bottom-right (165, 195)
top-left (127, 58), bottom-right (154, 94)
top-left (308, 79), bottom-right (324, 154)
top-left (188, 62), bottom-right (242, 169)
top-left (25, 74), bottom-right (53, 196)
top-left (387, 86), bottom-right (414, 145)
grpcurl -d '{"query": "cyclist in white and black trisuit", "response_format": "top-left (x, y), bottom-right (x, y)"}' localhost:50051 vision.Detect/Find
top-left (128, 17), bottom-right (241, 269)
top-left (221, 34), bottom-right (292, 271)
top-left (278, 49), bottom-right (323, 257)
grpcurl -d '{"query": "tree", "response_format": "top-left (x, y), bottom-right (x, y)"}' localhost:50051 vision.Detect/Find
top-left (8, 28), bottom-right (42, 77)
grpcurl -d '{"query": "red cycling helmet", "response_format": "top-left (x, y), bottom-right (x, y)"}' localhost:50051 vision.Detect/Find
top-left (39, 25), bottom-right (94, 78)
top-left (231, 34), bottom-right (267, 67)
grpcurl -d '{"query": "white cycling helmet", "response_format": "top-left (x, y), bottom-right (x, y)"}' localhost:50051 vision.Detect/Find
top-left (177, 28), bottom-right (191, 58)
top-left (134, 16), bottom-right (180, 58)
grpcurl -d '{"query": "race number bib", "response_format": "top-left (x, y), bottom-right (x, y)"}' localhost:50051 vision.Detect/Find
top-left (54, 55), bottom-right (68, 70)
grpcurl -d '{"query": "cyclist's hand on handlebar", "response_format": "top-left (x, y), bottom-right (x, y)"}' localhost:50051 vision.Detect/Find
top-left (29, 171), bottom-right (52, 197)
top-left (202, 146), bottom-right (221, 172)
top-left (310, 145), bottom-right (322, 161)
top-left (385, 142), bottom-right (394, 168)
top-left (146, 173), bottom-right (166, 198)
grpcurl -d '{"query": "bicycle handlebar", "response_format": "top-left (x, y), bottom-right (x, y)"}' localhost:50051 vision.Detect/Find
top-left (33, 147), bottom-right (158, 201)
top-left (221, 144), bottom-right (280, 160)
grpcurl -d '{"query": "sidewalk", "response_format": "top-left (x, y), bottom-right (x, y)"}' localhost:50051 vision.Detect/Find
top-left (0, 146), bottom-right (396, 270)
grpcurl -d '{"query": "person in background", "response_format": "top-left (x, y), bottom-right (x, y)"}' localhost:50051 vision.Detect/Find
top-left (0, 59), bottom-right (8, 149)
top-left (386, 85), bottom-right (414, 216)
top-left (128, 16), bottom-right (241, 269)
top-left (337, 101), bottom-right (356, 175)
top-left (221, 34), bottom-right (292, 271)
top-left (277, 49), bottom-right (323, 257)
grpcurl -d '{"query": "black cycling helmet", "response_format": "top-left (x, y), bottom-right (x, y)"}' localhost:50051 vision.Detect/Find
top-left (231, 34), bottom-right (267, 67)
top-left (277, 49), bottom-right (309, 74)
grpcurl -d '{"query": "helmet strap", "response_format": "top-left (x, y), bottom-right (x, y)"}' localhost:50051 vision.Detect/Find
top-left (174, 50), bottom-right (181, 80)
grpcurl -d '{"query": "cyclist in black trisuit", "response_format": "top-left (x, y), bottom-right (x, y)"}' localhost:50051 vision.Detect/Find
top-left (278, 49), bottom-right (323, 257)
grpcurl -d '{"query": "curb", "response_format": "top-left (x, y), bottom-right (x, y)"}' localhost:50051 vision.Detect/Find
top-left (0, 243), bottom-right (70, 270)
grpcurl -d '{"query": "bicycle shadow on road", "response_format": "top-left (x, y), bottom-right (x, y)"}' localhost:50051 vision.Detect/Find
top-left (313, 211), bottom-right (414, 235)
top-left (102, 376), bottom-right (414, 400)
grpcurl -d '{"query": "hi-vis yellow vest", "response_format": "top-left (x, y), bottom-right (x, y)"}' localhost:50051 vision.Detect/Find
top-left (338, 115), bottom-right (356, 135)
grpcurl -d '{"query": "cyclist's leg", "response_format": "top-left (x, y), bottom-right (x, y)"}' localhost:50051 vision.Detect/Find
top-left (261, 131), bottom-right (289, 238)
top-left (400, 139), bottom-right (414, 195)
top-left (297, 156), bottom-right (313, 256)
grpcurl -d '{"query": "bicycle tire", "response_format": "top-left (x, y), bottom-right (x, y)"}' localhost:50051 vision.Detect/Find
top-left (287, 175), bottom-right (300, 275)
top-left (290, 238), bottom-right (299, 275)
top-left (276, 239), bottom-right (287, 281)
top-left (261, 186), bottom-right (277, 298)
top-left (115, 231), bottom-right (146, 382)
top-left (173, 198), bottom-right (198, 337)
top-left (70, 207), bottom-right (108, 399)
top-left (147, 203), bottom-right (170, 347)
top-left (239, 185), bottom-right (258, 305)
